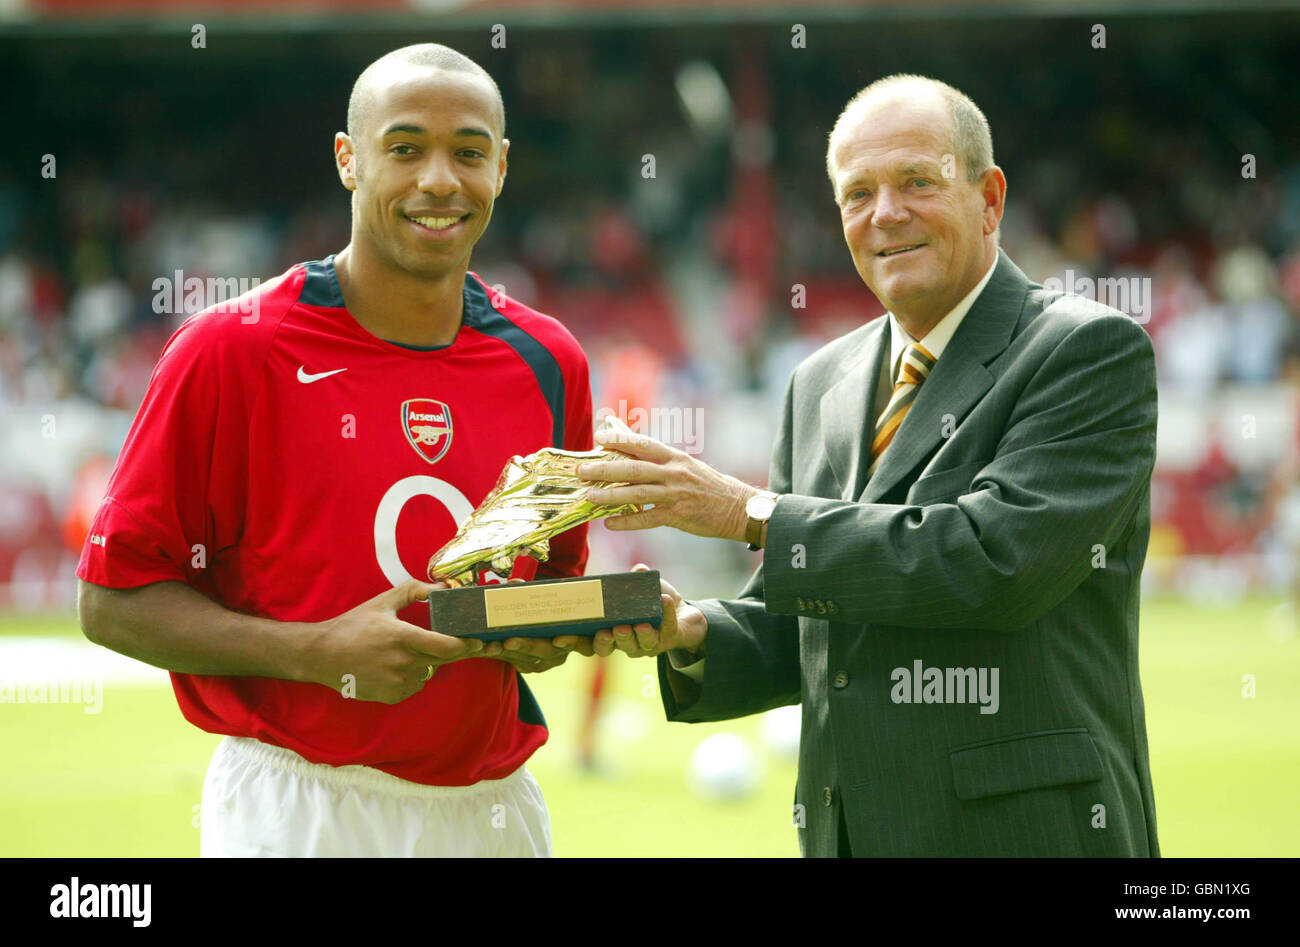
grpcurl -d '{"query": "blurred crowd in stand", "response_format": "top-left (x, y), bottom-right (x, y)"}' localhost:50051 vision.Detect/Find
top-left (3, 25), bottom-right (1298, 609)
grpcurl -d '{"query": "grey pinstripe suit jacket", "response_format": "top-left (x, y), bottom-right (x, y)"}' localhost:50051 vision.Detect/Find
top-left (659, 250), bottom-right (1160, 857)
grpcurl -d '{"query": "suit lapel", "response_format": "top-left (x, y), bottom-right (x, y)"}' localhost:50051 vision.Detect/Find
top-left (820, 317), bottom-right (890, 500)
top-left (854, 249), bottom-right (1032, 503)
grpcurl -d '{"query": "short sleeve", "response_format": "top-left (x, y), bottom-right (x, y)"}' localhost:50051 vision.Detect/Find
top-left (76, 316), bottom-right (253, 591)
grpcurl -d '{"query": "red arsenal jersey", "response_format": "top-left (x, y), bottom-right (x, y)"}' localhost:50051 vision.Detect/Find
top-left (76, 257), bottom-right (592, 786)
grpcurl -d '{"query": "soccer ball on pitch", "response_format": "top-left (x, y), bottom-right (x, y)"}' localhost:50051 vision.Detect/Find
top-left (686, 733), bottom-right (764, 802)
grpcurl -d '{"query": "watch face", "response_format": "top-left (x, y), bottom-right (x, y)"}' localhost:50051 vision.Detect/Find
top-left (747, 494), bottom-right (777, 520)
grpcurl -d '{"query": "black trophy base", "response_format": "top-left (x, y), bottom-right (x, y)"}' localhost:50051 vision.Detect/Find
top-left (428, 570), bottom-right (663, 641)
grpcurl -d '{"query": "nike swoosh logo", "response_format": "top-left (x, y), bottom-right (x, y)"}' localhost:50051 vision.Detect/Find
top-left (297, 366), bottom-right (347, 384)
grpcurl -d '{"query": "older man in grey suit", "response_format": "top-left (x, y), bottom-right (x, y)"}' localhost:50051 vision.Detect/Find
top-left (567, 74), bottom-right (1159, 858)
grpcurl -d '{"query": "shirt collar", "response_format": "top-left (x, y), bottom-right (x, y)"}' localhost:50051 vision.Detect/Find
top-left (887, 254), bottom-right (999, 384)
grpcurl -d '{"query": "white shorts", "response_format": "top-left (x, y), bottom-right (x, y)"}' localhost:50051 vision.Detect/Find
top-left (199, 736), bottom-right (552, 858)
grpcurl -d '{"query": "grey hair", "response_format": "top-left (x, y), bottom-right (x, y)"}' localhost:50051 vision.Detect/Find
top-left (826, 74), bottom-right (993, 186)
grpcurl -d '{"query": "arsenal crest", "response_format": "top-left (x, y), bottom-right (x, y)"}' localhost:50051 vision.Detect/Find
top-left (402, 398), bottom-right (453, 464)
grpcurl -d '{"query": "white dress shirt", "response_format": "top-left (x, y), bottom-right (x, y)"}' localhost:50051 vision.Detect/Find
top-left (872, 254), bottom-right (1000, 420)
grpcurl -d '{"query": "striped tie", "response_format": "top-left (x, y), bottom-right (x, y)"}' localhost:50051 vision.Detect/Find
top-left (868, 342), bottom-right (936, 476)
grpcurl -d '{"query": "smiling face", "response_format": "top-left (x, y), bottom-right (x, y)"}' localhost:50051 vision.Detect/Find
top-left (335, 64), bottom-right (507, 280)
top-left (831, 91), bottom-right (1004, 330)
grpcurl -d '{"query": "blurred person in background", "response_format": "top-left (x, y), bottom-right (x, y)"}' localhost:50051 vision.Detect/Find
top-left (1250, 338), bottom-right (1300, 634)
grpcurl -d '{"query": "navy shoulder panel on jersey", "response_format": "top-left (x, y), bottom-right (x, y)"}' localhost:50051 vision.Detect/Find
top-left (463, 275), bottom-right (567, 447)
top-left (299, 256), bottom-right (346, 308)
top-left (514, 673), bottom-right (547, 730)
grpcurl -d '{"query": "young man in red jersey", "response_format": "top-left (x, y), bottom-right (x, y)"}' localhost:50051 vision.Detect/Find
top-left (76, 44), bottom-right (592, 857)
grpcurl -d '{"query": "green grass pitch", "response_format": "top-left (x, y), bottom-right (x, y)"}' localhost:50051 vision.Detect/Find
top-left (1, 595), bottom-right (1296, 857)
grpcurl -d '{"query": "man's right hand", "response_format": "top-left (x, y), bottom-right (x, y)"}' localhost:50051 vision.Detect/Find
top-left (305, 579), bottom-right (485, 704)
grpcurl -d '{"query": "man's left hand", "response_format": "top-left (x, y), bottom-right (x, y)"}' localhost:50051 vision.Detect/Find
top-left (576, 428), bottom-right (760, 540)
top-left (482, 636), bottom-right (573, 673)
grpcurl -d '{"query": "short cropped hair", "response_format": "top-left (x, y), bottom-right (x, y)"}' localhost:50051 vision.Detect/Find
top-left (826, 74), bottom-right (993, 185)
top-left (347, 43), bottom-right (506, 145)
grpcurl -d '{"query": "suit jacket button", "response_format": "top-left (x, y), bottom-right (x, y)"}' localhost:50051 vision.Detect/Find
top-left (814, 600), bottom-right (827, 615)
top-left (822, 787), bottom-right (834, 807)
top-left (798, 597), bottom-right (810, 611)
top-left (832, 671), bottom-right (849, 689)
top-left (827, 601), bottom-right (839, 614)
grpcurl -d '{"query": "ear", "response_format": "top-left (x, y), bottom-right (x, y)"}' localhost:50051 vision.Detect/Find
top-left (495, 137), bottom-right (509, 198)
top-left (979, 165), bottom-right (1007, 236)
top-left (335, 132), bottom-right (358, 191)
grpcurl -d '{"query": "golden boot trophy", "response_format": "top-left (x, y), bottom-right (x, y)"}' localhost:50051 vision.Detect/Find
top-left (426, 417), bottom-right (662, 640)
